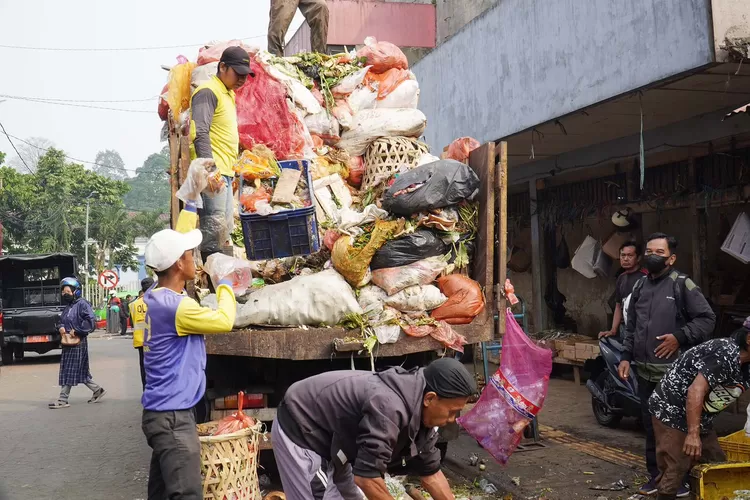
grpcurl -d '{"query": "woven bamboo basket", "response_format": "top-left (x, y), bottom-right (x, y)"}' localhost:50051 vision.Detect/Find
top-left (197, 421), bottom-right (264, 500)
top-left (362, 137), bottom-right (429, 191)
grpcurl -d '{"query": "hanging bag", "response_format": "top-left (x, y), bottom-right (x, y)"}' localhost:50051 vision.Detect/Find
top-left (60, 329), bottom-right (81, 347)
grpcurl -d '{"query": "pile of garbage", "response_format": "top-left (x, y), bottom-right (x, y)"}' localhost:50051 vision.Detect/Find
top-left (160, 38), bottom-right (485, 352)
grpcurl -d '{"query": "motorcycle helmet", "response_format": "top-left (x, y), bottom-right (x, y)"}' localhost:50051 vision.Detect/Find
top-left (60, 277), bottom-right (82, 299)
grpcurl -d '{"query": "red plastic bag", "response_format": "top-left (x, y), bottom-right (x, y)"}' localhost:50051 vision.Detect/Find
top-left (236, 58), bottom-right (311, 160)
top-left (347, 156), bottom-right (364, 188)
top-left (324, 230), bottom-right (342, 251)
top-left (458, 310), bottom-right (552, 464)
top-left (430, 275), bottom-right (485, 324)
top-left (402, 319), bottom-right (466, 353)
top-left (157, 83), bottom-right (169, 121)
top-left (240, 186), bottom-right (272, 213)
top-left (365, 68), bottom-right (411, 99)
top-left (214, 392), bottom-right (257, 436)
top-left (446, 137), bottom-right (481, 163)
top-left (197, 40), bottom-right (249, 66)
top-left (356, 37), bottom-right (408, 74)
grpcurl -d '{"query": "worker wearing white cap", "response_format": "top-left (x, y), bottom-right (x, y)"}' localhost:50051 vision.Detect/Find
top-left (140, 222), bottom-right (237, 499)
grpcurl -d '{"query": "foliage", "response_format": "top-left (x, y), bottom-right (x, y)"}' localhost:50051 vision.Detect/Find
top-left (0, 148), bottom-right (146, 274)
top-left (124, 146), bottom-right (171, 213)
top-left (93, 149), bottom-right (129, 181)
top-left (8, 136), bottom-right (55, 173)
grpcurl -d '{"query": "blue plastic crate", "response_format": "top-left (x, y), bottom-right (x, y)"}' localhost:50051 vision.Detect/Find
top-left (240, 159), bottom-right (320, 260)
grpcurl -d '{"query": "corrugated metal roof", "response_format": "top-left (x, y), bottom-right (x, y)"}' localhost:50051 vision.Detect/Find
top-left (723, 102), bottom-right (750, 121)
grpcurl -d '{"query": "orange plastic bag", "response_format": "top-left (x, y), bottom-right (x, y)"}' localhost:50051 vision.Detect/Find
top-left (324, 229), bottom-right (342, 251)
top-left (430, 274), bottom-right (486, 325)
top-left (365, 68), bottom-right (411, 99)
top-left (446, 137), bottom-right (481, 164)
top-left (356, 37), bottom-right (408, 74)
top-left (213, 392), bottom-right (257, 436)
top-left (347, 156), bottom-right (365, 188)
top-left (167, 62), bottom-right (197, 121)
top-left (240, 186), bottom-right (273, 213)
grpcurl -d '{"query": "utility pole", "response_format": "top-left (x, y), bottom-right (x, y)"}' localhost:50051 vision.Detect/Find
top-left (84, 192), bottom-right (97, 299)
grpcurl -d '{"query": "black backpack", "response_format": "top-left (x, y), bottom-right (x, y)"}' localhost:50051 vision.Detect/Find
top-left (629, 271), bottom-right (690, 326)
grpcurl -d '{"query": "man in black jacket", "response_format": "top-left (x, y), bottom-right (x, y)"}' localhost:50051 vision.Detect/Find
top-left (272, 358), bottom-right (476, 500)
top-left (618, 232), bottom-right (715, 496)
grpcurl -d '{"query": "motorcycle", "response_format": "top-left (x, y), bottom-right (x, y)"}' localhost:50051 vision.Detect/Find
top-left (584, 335), bottom-right (641, 428)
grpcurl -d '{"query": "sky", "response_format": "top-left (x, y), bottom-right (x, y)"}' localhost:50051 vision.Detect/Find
top-left (0, 0), bottom-right (303, 176)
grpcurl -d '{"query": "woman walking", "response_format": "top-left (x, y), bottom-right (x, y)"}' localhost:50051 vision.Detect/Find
top-left (48, 277), bottom-right (106, 409)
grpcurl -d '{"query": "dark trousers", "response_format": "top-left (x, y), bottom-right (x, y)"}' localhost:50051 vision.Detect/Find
top-left (268, 0), bottom-right (329, 56)
top-left (142, 409), bottom-right (202, 500)
top-left (653, 417), bottom-right (726, 499)
top-left (136, 347), bottom-right (145, 390)
top-left (120, 317), bottom-right (128, 336)
top-left (637, 376), bottom-right (660, 480)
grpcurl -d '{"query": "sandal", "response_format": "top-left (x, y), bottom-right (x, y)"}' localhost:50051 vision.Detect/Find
top-left (48, 400), bottom-right (70, 409)
top-left (88, 388), bottom-right (107, 404)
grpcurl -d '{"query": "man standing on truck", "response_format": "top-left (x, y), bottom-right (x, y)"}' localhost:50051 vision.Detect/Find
top-left (268, 0), bottom-right (329, 56)
top-left (599, 240), bottom-right (646, 339)
top-left (191, 46), bottom-right (253, 261)
top-left (129, 278), bottom-right (154, 390)
top-left (618, 232), bottom-right (716, 496)
top-left (649, 328), bottom-right (750, 500)
top-left (140, 221), bottom-right (237, 500)
top-left (273, 357), bottom-right (476, 500)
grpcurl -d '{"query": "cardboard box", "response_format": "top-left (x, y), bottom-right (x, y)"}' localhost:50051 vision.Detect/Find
top-left (562, 346), bottom-right (577, 360)
top-left (721, 212), bottom-right (750, 264)
top-left (575, 341), bottom-right (600, 360)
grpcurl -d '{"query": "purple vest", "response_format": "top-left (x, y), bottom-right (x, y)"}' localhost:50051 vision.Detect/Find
top-left (141, 288), bottom-right (206, 411)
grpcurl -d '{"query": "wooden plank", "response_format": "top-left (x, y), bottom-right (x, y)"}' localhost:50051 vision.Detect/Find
top-left (497, 142), bottom-right (508, 337)
top-left (467, 142), bottom-right (496, 316)
top-left (168, 125), bottom-right (180, 229)
top-left (529, 179), bottom-right (545, 332)
top-left (688, 156), bottom-right (701, 285)
top-left (205, 310), bottom-right (492, 360)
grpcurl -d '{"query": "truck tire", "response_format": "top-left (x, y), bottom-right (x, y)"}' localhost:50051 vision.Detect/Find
top-left (13, 344), bottom-right (24, 361)
top-left (1, 346), bottom-right (13, 365)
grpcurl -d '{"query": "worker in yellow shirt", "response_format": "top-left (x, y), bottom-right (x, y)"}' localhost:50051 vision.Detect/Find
top-left (191, 46), bottom-right (253, 262)
top-left (130, 277), bottom-right (154, 390)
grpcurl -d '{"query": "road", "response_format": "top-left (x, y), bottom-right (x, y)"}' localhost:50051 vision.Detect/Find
top-left (0, 336), bottom-right (150, 500)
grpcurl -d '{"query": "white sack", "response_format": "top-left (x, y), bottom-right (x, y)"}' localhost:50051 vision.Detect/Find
top-left (333, 66), bottom-right (371, 95)
top-left (347, 87), bottom-right (378, 114)
top-left (384, 285), bottom-right (447, 312)
top-left (375, 80), bottom-right (420, 109)
top-left (191, 62), bottom-right (219, 89)
top-left (339, 109), bottom-right (427, 156)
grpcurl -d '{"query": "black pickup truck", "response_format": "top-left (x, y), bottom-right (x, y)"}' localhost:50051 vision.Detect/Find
top-left (0, 253), bottom-right (77, 365)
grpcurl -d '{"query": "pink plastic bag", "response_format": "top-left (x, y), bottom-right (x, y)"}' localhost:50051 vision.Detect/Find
top-left (236, 58), bottom-right (311, 160)
top-left (356, 37), bottom-right (408, 74)
top-left (457, 309), bottom-right (552, 464)
top-left (446, 137), bottom-right (481, 163)
top-left (197, 40), bottom-right (248, 66)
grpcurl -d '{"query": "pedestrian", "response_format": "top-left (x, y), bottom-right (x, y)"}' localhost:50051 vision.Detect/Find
top-left (273, 357), bottom-right (476, 500)
top-left (120, 294), bottom-right (132, 336)
top-left (141, 225), bottom-right (236, 500)
top-left (649, 327), bottom-right (750, 500)
top-left (48, 277), bottom-right (106, 409)
top-left (268, 0), bottom-right (329, 56)
top-left (191, 46), bottom-right (253, 262)
top-left (129, 279), bottom-right (154, 390)
top-left (599, 240), bottom-right (646, 339)
top-left (618, 232), bottom-right (716, 496)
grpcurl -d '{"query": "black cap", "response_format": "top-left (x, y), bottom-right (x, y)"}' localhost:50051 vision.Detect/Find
top-left (219, 46), bottom-right (254, 77)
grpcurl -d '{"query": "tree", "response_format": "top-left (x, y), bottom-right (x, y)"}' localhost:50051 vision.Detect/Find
top-left (124, 146), bottom-right (171, 212)
top-left (94, 149), bottom-right (129, 181)
top-left (8, 136), bottom-right (55, 173)
top-left (131, 210), bottom-right (168, 237)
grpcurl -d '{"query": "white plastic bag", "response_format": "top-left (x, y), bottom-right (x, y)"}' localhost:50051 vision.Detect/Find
top-left (347, 87), bottom-right (378, 114)
top-left (571, 235), bottom-right (598, 279)
top-left (176, 158), bottom-right (225, 208)
top-left (373, 307), bottom-right (401, 344)
top-left (745, 399), bottom-right (750, 437)
top-left (191, 62), bottom-right (219, 89)
top-left (338, 205), bottom-right (389, 235)
top-left (234, 269), bottom-right (361, 327)
top-left (339, 109), bottom-right (427, 156)
top-left (203, 253), bottom-right (255, 295)
top-left (333, 66), bottom-right (371, 95)
top-left (304, 111), bottom-right (340, 140)
top-left (385, 285), bottom-right (447, 312)
top-left (371, 256), bottom-right (449, 295)
top-left (375, 80), bottom-right (420, 109)
top-left (358, 285), bottom-right (388, 320)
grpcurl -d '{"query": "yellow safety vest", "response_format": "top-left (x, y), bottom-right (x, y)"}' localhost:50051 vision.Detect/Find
top-left (190, 75), bottom-right (239, 177)
top-left (129, 297), bottom-right (148, 348)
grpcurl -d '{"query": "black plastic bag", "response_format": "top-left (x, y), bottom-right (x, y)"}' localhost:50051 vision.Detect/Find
top-left (555, 235), bottom-right (571, 269)
top-left (382, 159), bottom-right (480, 215)
top-left (370, 230), bottom-right (450, 270)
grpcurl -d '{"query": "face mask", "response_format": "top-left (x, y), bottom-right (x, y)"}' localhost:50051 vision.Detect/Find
top-left (644, 254), bottom-right (669, 274)
top-left (62, 294), bottom-right (75, 304)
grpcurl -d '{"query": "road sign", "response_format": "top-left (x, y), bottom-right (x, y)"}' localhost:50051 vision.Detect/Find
top-left (98, 270), bottom-right (119, 289)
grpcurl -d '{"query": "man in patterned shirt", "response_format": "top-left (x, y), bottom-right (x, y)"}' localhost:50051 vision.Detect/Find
top-left (649, 328), bottom-right (750, 500)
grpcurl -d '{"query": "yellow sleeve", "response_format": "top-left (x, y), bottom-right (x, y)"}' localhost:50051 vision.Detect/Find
top-left (175, 284), bottom-right (236, 336)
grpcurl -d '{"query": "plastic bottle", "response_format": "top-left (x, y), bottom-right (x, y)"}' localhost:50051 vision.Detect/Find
top-left (505, 278), bottom-right (519, 305)
top-left (175, 202), bottom-right (199, 234)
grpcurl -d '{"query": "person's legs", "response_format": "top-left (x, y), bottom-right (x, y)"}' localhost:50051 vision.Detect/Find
top-left (137, 346), bottom-right (146, 390)
top-left (699, 430), bottom-right (727, 463)
top-left (272, 417), bottom-right (327, 500)
top-left (147, 449), bottom-right (166, 500)
top-left (653, 418), bottom-right (692, 500)
top-left (326, 462), bottom-right (359, 500)
top-left (120, 316), bottom-right (128, 336)
top-left (268, 0), bottom-right (301, 56)
top-left (50, 385), bottom-right (72, 408)
top-left (85, 380), bottom-right (106, 403)
top-left (222, 175), bottom-right (234, 256)
top-left (142, 409), bottom-right (203, 500)
top-left (637, 377), bottom-right (660, 484)
top-left (299, 0), bottom-right (329, 54)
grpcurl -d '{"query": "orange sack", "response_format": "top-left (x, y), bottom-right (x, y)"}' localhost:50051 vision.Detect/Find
top-left (430, 274), bottom-right (485, 325)
top-left (446, 137), bottom-right (481, 163)
top-left (365, 68), bottom-right (411, 99)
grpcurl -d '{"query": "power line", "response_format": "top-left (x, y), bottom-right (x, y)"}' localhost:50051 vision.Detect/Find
top-left (0, 94), bottom-right (154, 113)
top-left (0, 93), bottom-right (158, 104)
top-left (0, 35), bottom-right (265, 52)
top-left (0, 120), bottom-right (34, 174)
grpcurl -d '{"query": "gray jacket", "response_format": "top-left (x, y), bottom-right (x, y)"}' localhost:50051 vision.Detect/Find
top-left (276, 367), bottom-right (441, 478)
top-left (622, 269), bottom-right (715, 368)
